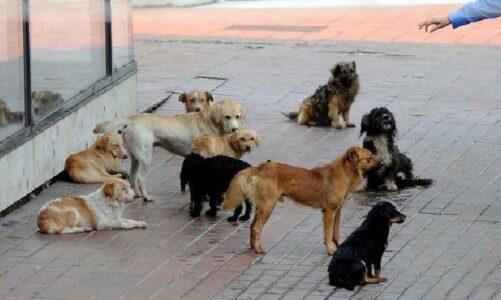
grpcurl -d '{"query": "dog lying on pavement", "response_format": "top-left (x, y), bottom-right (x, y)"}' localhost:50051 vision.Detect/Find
top-left (37, 179), bottom-right (147, 234)
top-left (192, 129), bottom-right (261, 158)
top-left (328, 201), bottom-right (405, 290)
top-left (222, 146), bottom-right (380, 255)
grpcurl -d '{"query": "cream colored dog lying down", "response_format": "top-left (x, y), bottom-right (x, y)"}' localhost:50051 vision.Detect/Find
top-left (93, 99), bottom-right (246, 201)
top-left (192, 129), bottom-right (261, 158)
top-left (65, 133), bottom-right (129, 184)
top-left (37, 179), bottom-right (146, 234)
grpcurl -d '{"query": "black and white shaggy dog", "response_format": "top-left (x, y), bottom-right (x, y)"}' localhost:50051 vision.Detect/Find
top-left (360, 107), bottom-right (433, 191)
top-left (180, 153), bottom-right (252, 221)
top-left (328, 201), bottom-right (406, 290)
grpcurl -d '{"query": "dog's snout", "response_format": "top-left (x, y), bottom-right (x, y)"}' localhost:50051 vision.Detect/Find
top-left (195, 108), bottom-right (201, 112)
top-left (123, 154), bottom-right (129, 159)
top-left (246, 146), bottom-right (251, 151)
top-left (232, 128), bottom-right (238, 132)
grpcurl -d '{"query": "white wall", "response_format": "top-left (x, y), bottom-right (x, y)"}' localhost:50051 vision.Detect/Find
top-left (0, 74), bottom-right (137, 212)
top-left (133, 0), bottom-right (215, 7)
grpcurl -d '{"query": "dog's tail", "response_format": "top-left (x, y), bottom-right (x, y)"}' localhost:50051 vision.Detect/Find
top-left (282, 111), bottom-right (299, 121)
top-left (222, 168), bottom-right (257, 210)
top-left (398, 177), bottom-right (433, 188)
top-left (180, 153), bottom-right (205, 192)
top-left (93, 117), bottom-right (131, 134)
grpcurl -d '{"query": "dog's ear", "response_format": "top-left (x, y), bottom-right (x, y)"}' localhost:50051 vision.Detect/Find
top-left (229, 131), bottom-right (241, 147)
top-left (209, 102), bottom-right (223, 125)
top-left (332, 64), bottom-right (341, 77)
top-left (179, 92), bottom-right (187, 103)
top-left (360, 114), bottom-right (369, 136)
top-left (103, 181), bottom-right (116, 199)
top-left (205, 91), bottom-right (214, 102)
top-left (239, 105), bottom-right (246, 121)
top-left (254, 133), bottom-right (262, 147)
top-left (345, 147), bottom-right (359, 165)
top-left (351, 61), bottom-right (356, 71)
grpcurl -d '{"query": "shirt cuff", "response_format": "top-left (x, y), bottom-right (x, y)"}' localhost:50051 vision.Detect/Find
top-left (448, 11), bottom-right (470, 29)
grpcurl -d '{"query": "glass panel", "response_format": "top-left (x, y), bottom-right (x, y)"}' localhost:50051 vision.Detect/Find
top-left (0, 0), bottom-right (25, 142)
top-left (30, 0), bottom-right (106, 121)
top-left (112, 0), bottom-right (133, 71)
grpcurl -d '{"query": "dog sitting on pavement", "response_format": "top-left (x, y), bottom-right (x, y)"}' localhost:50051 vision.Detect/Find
top-left (222, 146), bottom-right (380, 255)
top-left (179, 90), bottom-right (213, 113)
top-left (192, 129), bottom-right (261, 158)
top-left (328, 201), bottom-right (405, 290)
top-left (360, 107), bottom-right (433, 191)
top-left (65, 133), bottom-right (129, 183)
top-left (37, 178), bottom-right (147, 234)
top-left (284, 61), bottom-right (359, 128)
top-left (180, 153), bottom-right (252, 221)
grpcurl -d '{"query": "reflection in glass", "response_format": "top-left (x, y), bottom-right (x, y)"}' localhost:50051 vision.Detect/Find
top-left (113, 0), bottom-right (134, 71)
top-left (30, 0), bottom-right (106, 120)
top-left (0, 0), bottom-right (25, 141)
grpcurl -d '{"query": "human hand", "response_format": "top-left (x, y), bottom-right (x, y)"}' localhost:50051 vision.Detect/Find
top-left (418, 16), bottom-right (451, 33)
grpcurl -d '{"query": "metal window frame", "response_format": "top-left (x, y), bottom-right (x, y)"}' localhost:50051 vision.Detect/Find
top-left (0, 0), bottom-right (136, 159)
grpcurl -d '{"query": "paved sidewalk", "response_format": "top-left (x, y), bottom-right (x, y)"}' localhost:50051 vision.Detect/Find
top-left (2, 4), bottom-right (501, 300)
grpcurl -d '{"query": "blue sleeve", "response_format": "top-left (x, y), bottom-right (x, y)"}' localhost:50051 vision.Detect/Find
top-left (448, 0), bottom-right (501, 28)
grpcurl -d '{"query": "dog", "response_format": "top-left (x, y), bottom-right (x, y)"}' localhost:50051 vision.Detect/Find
top-left (37, 179), bottom-right (147, 234)
top-left (179, 90), bottom-right (213, 112)
top-left (32, 90), bottom-right (64, 117)
top-left (180, 153), bottom-right (252, 221)
top-left (222, 146), bottom-right (380, 255)
top-left (94, 99), bottom-right (246, 201)
top-left (65, 133), bottom-right (129, 183)
top-left (328, 201), bottom-right (406, 290)
top-left (360, 107), bottom-right (433, 191)
top-left (284, 61), bottom-right (359, 128)
top-left (192, 129), bottom-right (261, 158)
top-left (0, 98), bottom-right (23, 126)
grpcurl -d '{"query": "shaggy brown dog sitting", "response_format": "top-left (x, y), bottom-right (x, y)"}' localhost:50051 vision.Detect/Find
top-left (284, 61), bottom-right (359, 129)
top-left (222, 146), bottom-right (380, 255)
top-left (65, 133), bottom-right (129, 183)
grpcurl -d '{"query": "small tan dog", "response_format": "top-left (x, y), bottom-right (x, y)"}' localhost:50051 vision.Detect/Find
top-left (179, 91), bottom-right (213, 112)
top-left (0, 98), bottom-right (23, 126)
top-left (32, 90), bottom-right (64, 117)
top-left (192, 129), bottom-right (261, 158)
top-left (65, 133), bottom-right (129, 183)
top-left (37, 179), bottom-right (147, 234)
top-left (222, 146), bottom-right (379, 255)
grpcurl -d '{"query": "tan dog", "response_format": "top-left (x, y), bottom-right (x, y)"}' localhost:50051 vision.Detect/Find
top-left (0, 98), bottom-right (23, 126)
top-left (93, 99), bottom-right (246, 201)
top-left (37, 179), bottom-right (146, 234)
top-left (284, 62), bottom-right (359, 129)
top-left (222, 146), bottom-right (379, 255)
top-left (32, 90), bottom-right (64, 117)
top-left (65, 133), bottom-right (129, 183)
top-left (192, 129), bottom-right (261, 158)
top-left (179, 90), bottom-right (213, 112)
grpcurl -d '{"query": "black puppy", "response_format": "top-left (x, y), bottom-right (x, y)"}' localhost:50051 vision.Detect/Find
top-left (328, 201), bottom-right (406, 290)
top-left (180, 153), bottom-right (252, 221)
top-left (360, 107), bottom-right (433, 191)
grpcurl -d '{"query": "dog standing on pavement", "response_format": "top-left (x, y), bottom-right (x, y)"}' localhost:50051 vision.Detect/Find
top-left (180, 153), bottom-right (253, 221)
top-left (192, 129), bottom-right (261, 158)
top-left (284, 61), bottom-right (359, 128)
top-left (65, 133), bottom-right (129, 183)
top-left (93, 99), bottom-right (246, 201)
top-left (328, 201), bottom-right (406, 290)
top-left (222, 146), bottom-right (380, 255)
top-left (179, 90), bottom-right (213, 113)
top-left (360, 107), bottom-right (433, 191)
top-left (37, 179), bottom-right (147, 234)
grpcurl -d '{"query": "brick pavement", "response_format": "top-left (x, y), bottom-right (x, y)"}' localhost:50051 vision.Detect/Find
top-left (2, 4), bottom-right (501, 300)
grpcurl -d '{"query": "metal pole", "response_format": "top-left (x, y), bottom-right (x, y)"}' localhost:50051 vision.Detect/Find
top-left (105, 0), bottom-right (113, 76)
top-left (22, 0), bottom-right (32, 126)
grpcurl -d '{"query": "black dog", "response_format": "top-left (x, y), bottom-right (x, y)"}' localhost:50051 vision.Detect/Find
top-left (360, 107), bottom-right (433, 191)
top-left (328, 201), bottom-right (406, 290)
top-left (180, 153), bottom-right (252, 221)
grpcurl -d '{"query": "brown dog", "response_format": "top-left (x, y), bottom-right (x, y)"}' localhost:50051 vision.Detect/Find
top-left (284, 62), bottom-right (359, 128)
top-left (179, 91), bottom-right (213, 113)
top-left (0, 98), bottom-right (23, 126)
top-left (192, 129), bottom-right (261, 158)
top-left (222, 146), bottom-right (379, 255)
top-left (65, 133), bottom-right (129, 183)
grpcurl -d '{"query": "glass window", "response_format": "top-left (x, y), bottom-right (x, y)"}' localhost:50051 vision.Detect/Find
top-left (0, 0), bottom-right (25, 142)
top-left (30, 0), bottom-right (106, 121)
top-left (112, 0), bottom-right (134, 71)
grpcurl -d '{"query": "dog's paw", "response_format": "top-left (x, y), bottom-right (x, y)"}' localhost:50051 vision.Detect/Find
top-left (143, 195), bottom-right (155, 202)
top-left (253, 244), bottom-right (265, 254)
top-left (137, 221), bottom-right (148, 228)
top-left (239, 215), bottom-right (251, 222)
top-left (379, 277), bottom-right (388, 283)
top-left (205, 209), bottom-right (217, 218)
top-left (332, 123), bottom-right (342, 129)
top-left (346, 122), bottom-right (356, 128)
top-left (190, 210), bottom-right (201, 218)
top-left (121, 172), bottom-right (130, 179)
top-left (227, 216), bottom-right (238, 222)
top-left (326, 242), bottom-right (336, 255)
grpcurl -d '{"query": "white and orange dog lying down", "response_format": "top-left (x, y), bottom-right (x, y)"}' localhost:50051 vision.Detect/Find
top-left (94, 99), bottom-right (246, 201)
top-left (222, 146), bottom-right (380, 255)
top-left (192, 129), bottom-right (261, 158)
top-left (37, 179), bottom-right (147, 234)
top-left (179, 90), bottom-right (213, 113)
top-left (65, 133), bottom-right (129, 183)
